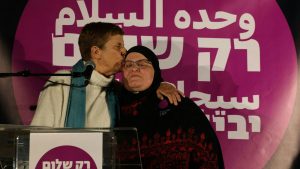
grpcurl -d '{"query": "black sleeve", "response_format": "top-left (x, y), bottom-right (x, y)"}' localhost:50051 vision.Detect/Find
top-left (170, 97), bottom-right (225, 169)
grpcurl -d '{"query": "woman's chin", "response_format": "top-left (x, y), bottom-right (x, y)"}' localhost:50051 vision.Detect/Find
top-left (127, 85), bottom-right (144, 92)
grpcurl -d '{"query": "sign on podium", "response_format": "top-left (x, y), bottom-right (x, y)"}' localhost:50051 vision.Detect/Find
top-left (0, 124), bottom-right (142, 169)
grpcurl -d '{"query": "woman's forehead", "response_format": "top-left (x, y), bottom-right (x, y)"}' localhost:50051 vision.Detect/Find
top-left (126, 52), bottom-right (147, 60)
top-left (106, 34), bottom-right (124, 44)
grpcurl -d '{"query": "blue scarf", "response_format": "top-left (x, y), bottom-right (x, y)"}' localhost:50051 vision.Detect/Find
top-left (64, 60), bottom-right (118, 128)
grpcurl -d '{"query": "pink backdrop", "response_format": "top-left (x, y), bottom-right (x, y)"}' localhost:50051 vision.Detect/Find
top-left (11, 0), bottom-right (297, 168)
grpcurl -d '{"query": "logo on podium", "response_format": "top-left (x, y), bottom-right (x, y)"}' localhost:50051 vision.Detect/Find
top-left (29, 133), bottom-right (103, 169)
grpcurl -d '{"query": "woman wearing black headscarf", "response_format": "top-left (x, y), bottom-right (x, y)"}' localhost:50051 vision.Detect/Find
top-left (116, 45), bottom-right (224, 169)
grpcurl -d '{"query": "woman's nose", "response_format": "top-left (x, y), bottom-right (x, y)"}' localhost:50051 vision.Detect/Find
top-left (121, 48), bottom-right (127, 58)
top-left (131, 63), bottom-right (140, 72)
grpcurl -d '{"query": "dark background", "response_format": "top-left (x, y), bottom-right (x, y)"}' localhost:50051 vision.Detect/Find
top-left (0, 1), bottom-right (299, 168)
top-left (277, 0), bottom-right (300, 58)
top-left (0, 0), bottom-right (27, 124)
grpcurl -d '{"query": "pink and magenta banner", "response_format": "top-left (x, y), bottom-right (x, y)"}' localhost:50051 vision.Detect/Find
top-left (11, 0), bottom-right (297, 168)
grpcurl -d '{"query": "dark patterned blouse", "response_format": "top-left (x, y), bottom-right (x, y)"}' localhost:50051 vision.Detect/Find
top-left (116, 88), bottom-right (224, 169)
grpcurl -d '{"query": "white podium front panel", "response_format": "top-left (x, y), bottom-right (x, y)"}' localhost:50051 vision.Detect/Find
top-left (29, 132), bottom-right (103, 169)
top-left (0, 125), bottom-right (142, 169)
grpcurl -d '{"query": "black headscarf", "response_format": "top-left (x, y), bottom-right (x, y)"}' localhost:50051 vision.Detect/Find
top-left (123, 45), bottom-right (163, 98)
top-left (119, 45), bottom-right (164, 129)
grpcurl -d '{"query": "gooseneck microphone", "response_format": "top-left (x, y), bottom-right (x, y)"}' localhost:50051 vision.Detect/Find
top-left (0, 60), bottom-right (96, 87)
top-left (83, 60), bottom-right (96, 86)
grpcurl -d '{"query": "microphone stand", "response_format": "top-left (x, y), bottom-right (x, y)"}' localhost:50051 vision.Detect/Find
top-left (0, 70), bottom-right (81, 78)
top-left (0, 70), bottom-right (85, 112)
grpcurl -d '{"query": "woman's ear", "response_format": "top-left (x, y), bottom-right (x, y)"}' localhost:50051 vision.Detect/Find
top-left (91, 46), bottom-right (102, 59)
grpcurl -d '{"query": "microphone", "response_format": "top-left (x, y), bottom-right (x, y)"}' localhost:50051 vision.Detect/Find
top-left (83, 60), bottom-right (96, 85)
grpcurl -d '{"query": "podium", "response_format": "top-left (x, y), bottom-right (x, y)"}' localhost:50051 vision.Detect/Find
top-left (0, 124), bottom-right (142, 169)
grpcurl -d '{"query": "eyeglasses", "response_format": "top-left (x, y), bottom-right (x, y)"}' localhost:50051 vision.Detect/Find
top-left (122, 59), bottom-right (152, 70)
